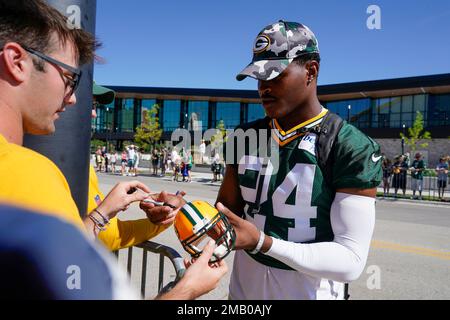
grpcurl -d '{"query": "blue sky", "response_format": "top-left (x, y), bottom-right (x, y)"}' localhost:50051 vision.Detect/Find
top-left (94, 0), bottom-right (450, 90)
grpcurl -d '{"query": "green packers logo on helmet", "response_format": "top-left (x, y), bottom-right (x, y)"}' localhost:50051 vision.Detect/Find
top-left (174, 200), bottom-right (236, 263)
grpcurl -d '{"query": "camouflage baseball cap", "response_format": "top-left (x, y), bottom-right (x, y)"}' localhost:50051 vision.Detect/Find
top-left (236, 20), bottom-right (319, 81)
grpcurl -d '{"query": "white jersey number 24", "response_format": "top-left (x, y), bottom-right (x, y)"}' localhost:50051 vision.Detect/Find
top-left (238, 156), bottom-right (317, 242)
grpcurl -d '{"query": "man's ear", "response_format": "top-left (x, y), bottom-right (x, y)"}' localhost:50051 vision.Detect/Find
top-left (1, 42), bottom-right (31, 83)
top-left (305, 60), bottom-right (319, 84)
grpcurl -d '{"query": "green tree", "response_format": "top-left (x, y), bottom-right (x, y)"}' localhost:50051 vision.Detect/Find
top-left (134, 104), bottom-right (162, 152)
top-left (90, 139), bottom-right (105, 153)
top-left (211, 119), bottom-right (227, 156)
top-left (400, 111), bottom-right (431, 152)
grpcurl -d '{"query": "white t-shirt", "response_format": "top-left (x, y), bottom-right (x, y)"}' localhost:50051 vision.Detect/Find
top-left (199, 143), bottom-right (206, 154)
top-left (127, 148), bottom-right (136, 162)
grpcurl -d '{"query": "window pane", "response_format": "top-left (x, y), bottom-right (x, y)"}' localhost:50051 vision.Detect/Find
top-left (216, 102), bottom-right (241, 129)
top-left (413, 94), bottom-right (426, 112)
top-left (429, 94), bottom-right (450, 126)
top-left (325, 99), bottom-right (370, 128)
top-left (402, 95), bottom-right (413, 112)
top-left (402, 112), bottom-right (414, 127)
top-left (163, 100), bottom-right (181, 131)
top-left (390, 113), bottom-right (401, 128)
top-left (378, 98), bottom-right (390, 114)
top-left (348, 99), bottom-right (371, 128)
top-left (248, 103), bottom-right (265, 122)
top-left (371, 99), bottom-right (378, 128)
top-left (413, 94), bottom-right (427, 126)
top-left (120, 99), bottom-right (134, 132)
top-left (391, 97), bottom-right (401, 113)
top-left (187, 101), bottom-right (208, 131)
top-left (325, 100), bottom-right (350, 118)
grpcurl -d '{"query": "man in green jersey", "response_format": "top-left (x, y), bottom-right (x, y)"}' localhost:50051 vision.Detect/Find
top-left (216, 20), bottom-right (382, 299)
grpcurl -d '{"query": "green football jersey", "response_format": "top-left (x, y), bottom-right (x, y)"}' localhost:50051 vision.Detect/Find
top-left (227, 111), bottom-right (382, 269)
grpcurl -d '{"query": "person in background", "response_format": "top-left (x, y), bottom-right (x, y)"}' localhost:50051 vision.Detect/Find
top-left (101, 152), bottom-right (106, 172)
top-left (410, 152), bottom-right (425, 200)
top-left (382, 156), bottom-right (392, 198)
top-left (199, 139), bottom-right (206, 164)
top-left (151, 148), bottom-right (159, 176)
top-left (181, 161), bottom-right (188, 182)
top-left (392, 155), bottom-right (408, 198)
top-left (110, 150), bottom-right (117, 174)
top-left (211, 152), bottom-right (222, 182)
top-left (186, 151), bottom-right (193, 183)
top-left (95, 147), bottom-right (103, 172)
top-left (159, 148), bottom-right (167, 177)
top-left (404, 152), bottom-right (411, 167)
top-left (120, 149), bottom-right (128, 176)
top-left (133, 146), bottom-right (140, 177)
top-left (126, 145), bottom-right (136, 176)
top-left (171, 148), bottom-right (180, 181)
top-left (435, 157), bottom-right (448, 201)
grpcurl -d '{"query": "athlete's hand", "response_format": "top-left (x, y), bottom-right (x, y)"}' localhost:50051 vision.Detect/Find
top-left (140, 191), bottom-right (186, 225)
top-left (97, 181), bottom-right (151, 219)
top-left (216, 202), bottom-right (260, 251)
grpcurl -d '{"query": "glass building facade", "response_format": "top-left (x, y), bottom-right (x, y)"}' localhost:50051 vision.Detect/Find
top-left (323, 94), bottom-right (435, 129)
top-left (93, 93), bottom-right (450, 136)
top-left (92, 75), bottom-right (450, 144)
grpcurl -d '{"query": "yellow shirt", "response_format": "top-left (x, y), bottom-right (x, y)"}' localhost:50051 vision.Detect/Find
top-left (88, 165), bottom-right (170, 250)
top-left (0, 134), bottom-right (169, 251)
top-left (0, 134), bottom-right (83, 230)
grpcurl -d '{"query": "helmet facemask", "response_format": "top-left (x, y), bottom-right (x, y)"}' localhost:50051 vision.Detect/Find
top-left (175, 201), bottom-right (236, 263)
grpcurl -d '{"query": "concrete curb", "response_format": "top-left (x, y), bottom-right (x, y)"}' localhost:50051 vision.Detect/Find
top-left (376, 197), bottom-right (450, 207)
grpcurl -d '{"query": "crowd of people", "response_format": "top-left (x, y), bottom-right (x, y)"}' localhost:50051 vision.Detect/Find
top-left (382, 152), bottom-right (449, 200)
top-left (94, 145), bottom-right (141, 176)
top-left (94, 144), bottom-right (227, 183)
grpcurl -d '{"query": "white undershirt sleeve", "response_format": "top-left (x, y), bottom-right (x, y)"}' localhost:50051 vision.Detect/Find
top-left (264, 192), bottom-right (375, 283)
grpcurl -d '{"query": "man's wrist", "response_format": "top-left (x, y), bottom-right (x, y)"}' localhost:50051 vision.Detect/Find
top-left (96, 202), bottom-right (115, 220)
top-left (159, 277), bottom-right (196, 300)
top-left (249, 230), bottom-right (265, 254)
top-left (260, 234), bottom-right (273, 254)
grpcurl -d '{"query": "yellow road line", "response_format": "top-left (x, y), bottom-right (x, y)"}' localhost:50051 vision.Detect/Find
top-left (371, 240), bottom-right (450, 261)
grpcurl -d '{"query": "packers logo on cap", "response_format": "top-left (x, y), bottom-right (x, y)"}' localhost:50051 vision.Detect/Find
top-left (253, 34), bottom-right (271, 54)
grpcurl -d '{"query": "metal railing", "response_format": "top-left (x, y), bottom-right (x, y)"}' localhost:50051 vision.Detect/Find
top-left (113, 241), bottom-right (185, 297)
top-left (381, 175), bottom-right (450, 201)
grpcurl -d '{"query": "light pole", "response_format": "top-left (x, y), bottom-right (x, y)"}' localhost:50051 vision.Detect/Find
top-left (347, 105), bottom-right (351, 122)
top-left (401, 123), bottom-right (406, 155)
top-left (105, 107), bottom-right (109, 153)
